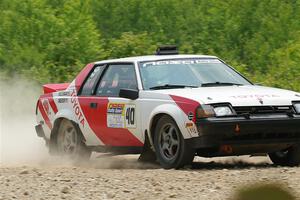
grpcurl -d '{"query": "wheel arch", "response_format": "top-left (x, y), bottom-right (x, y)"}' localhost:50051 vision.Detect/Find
top-left (50, 108), bottom-right (78, 149)
top-left (49, 117), bottom-right (64, 155)
top-left (147, 104), bottom-right (192, 150)
top-left (49, 117), bottom-right (86, 155)
top-left (149, 113), bottom-right (168, 148)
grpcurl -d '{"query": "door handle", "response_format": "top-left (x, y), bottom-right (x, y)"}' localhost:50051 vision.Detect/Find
top-left (90, 102), bottom-right (98, 109)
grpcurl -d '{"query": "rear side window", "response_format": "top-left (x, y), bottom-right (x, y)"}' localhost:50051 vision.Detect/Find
top-left (80, 65), bottom-right (104, 96)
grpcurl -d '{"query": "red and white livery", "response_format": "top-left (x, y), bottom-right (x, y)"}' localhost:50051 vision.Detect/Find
top-left (35, 46), bottom-right (300, 169)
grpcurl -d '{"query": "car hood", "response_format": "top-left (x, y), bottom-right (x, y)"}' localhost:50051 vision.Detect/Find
top-left (152, 85), bottom-right (300, 106)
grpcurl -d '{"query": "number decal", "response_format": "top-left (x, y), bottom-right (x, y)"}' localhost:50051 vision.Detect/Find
top-left (125, 105), bottom-right (136, 128)
top-left (126, 108), bottom-right (134, 125)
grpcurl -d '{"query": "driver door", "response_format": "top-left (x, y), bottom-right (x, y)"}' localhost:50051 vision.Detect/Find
top-left (81, 63), bottom-right (143, 147)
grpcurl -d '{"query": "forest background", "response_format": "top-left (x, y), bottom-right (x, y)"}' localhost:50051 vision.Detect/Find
top-left (0, 0), bottom-right (299, 91)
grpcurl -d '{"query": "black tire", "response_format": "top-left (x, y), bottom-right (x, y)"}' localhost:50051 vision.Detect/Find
top-left (153, 115), bottom-right (195, 169)
top-left (269, 144), bottom-right (300, 166)
top-left (56, 119), bottom-right (91, 161)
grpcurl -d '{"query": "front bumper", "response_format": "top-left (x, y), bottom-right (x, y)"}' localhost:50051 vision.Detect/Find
top-left (188, 114), bottom-right (300, 154)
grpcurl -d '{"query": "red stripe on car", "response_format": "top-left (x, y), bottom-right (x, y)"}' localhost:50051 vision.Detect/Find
top-left (40, 93), bottom-right (58, 114)
top-left (170, 95), bottom-right (200, 122)
top-left (38, 100), bottom-right (52, 129)
top-left (48, 98), bottom-right (58, 114)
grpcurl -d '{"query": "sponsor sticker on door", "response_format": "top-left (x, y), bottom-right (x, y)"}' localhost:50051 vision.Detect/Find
top-left (107, 103), bottom-right (136, 128)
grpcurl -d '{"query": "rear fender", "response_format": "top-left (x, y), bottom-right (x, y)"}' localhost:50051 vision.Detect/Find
top-left (54, 109), bottom-right (78, 124)
top-left (49, 108), bottom-right (77, 141)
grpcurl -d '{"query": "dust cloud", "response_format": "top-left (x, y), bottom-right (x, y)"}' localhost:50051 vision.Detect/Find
top-left (0, 77), bottom-right (48, 165)
top-left (0, 77), bottom-right (155, 169)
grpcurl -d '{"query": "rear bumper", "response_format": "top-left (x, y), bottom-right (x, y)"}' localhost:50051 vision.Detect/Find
top-left (188, 115), bottom-right (300, 154)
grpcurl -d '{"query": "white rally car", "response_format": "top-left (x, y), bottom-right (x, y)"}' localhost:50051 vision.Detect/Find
top-left (35, 46), bottom-right (300, 169)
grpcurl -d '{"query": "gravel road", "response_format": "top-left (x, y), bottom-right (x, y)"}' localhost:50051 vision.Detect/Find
top-left (1, 80), bottom-right (299, 200)
top-left (1, 155), bottom-right (300, 200)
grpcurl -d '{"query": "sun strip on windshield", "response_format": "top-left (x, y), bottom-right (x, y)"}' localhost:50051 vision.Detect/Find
top-left (141, 59), bottom-right (222, 68)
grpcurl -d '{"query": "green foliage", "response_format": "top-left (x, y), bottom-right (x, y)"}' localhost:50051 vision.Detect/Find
top-left (108, 32), bottom-right (156, 58)
top-left (0, 0), bottom-right (105, 83)
top-left (0, 0), bottom-right (299, 92)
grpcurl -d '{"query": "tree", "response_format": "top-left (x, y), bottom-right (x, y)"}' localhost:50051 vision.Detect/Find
top-left (0, 0), bottom-right (105, 84)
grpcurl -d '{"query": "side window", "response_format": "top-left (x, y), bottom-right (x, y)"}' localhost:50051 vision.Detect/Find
top-left (80, 65), bottom-right (104, 96)
top-left (96, 64), bottom-right (137, 97)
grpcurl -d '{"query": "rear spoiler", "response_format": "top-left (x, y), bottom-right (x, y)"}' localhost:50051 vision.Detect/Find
top-left (43, 83), bottom-right (70, 94)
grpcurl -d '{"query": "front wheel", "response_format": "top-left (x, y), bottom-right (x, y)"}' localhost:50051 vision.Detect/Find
top-left (56, 119), bottom-right (91, 161)
top-left (154, 116), bottom-right (195, 169)
top-left (268, 144), bottom-right (300, 166)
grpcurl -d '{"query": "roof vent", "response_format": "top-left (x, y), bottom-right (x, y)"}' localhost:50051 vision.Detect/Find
top-left (156, 45), bottom-right (178, 55)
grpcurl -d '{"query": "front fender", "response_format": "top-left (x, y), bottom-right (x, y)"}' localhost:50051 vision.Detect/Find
top-left (147, 104), bottom-right (193, 145)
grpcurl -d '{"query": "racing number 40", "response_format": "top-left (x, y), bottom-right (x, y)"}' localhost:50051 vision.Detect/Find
top-left (126, 107), bottom-right (135, 126)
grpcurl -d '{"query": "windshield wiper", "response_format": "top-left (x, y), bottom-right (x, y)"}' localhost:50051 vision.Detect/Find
top-left (201, 82), bottom-right (243, 87)
top-left (149, 84), bottom-right (198, 90)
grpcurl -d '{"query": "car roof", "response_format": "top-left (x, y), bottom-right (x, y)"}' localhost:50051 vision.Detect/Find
top-left (94, 54), bottom-right (218, 64)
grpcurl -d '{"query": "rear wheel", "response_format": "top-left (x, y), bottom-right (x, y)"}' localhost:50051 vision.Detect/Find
top-left (56, 119), bottom-right (91, 161)
top-left (153, 116), bottom-right (194, 169)
top-left (268, 144), bottom-right (300, 166)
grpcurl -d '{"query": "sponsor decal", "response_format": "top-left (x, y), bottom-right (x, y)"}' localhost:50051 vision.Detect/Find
top-left (58, 98), bottom-right (68, 103)
top-left (142, 59), bottom-right (221, 68)
top-left (230, 94), bottom-right (280, 99)
top-left (107, 103), bottom-right (125, 128)
top-left (70, 90), bottom-right (85, 127)
top-left (107, 103), bottom-right (136, 128)
top-left (258, 97), bottom-right (264, 105)
top-left (107, 103), bottom-right (124, 115)
top-left (58, 91), bottom-right (71, 96)
top-left (187, 112), bottom-right (194, 121)
top-left (185, 122), bottom-right (198, 135)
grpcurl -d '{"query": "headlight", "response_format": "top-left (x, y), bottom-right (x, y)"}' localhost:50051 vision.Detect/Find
top-left (293, 103), bottom-right (300, 113)
top-left (196, 104), bottom-right (234, 118)
top-left (196, 105), bottom-right (215, 118)
top-left (214, 106), bottom-right (234, 117)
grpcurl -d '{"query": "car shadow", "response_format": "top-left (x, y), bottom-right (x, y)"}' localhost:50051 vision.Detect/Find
top-left (190, 160), bottom-right (273, 170)
top-left (84, 154), bottom-right (276, 170)
top-left (82, 153), bottom-right (160, 169)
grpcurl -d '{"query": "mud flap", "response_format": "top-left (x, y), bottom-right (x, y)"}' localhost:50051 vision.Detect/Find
top-left (35, 124), bottom-right (45, 138)
top-left (138, 133), bottom-right (157, 163)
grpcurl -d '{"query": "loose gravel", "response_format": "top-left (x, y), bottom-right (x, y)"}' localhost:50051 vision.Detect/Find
top-left (0, 155), bottom-right (299, 200)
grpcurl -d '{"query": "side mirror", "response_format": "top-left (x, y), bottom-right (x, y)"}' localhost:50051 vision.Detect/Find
top-left (119, 89), bottom-right (139, 100)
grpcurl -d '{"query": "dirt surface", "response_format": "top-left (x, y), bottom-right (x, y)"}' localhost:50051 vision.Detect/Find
top-left (1, 156), bottom-right (300, 200)
top-left (1, 79), bottom-right (300, 200)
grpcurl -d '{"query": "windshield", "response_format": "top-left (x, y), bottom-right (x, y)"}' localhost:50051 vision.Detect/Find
top-left (138, 58), bottom-right (251, 90)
